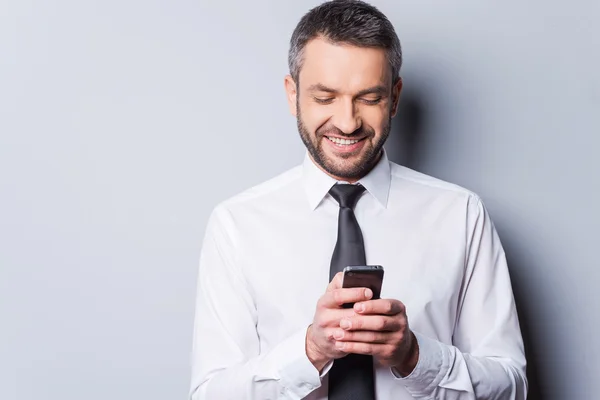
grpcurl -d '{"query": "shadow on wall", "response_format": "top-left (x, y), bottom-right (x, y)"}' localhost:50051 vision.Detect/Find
top-left (385, 85), bottom-right (428, 172)
top-left (385, 85), bottom-right (544, 400)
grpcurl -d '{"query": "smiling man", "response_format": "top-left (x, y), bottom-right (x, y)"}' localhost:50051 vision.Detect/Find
top-left (190, 1), bottom-right (527, 399)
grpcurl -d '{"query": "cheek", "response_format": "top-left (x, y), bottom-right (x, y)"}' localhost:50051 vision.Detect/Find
top-left (300, 104), bottom-right (331, 132)
top-left (361, 108), bottom-right (389, 134)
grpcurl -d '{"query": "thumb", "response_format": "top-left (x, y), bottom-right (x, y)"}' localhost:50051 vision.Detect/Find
top-left (327, 272), bottom-right (344, 292)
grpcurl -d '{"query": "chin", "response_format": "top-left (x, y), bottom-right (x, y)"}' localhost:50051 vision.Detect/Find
top-left (322, 159), bottom-right (364, 180)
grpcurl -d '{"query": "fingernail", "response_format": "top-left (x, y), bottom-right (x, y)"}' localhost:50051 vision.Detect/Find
top-left (365, 288), bottom-right (373, 298)
top-left (333, 330), bottom-right (344, 339)
top-left (340, 319), bottom-right (351, 329)
top-left (335, 341), bottom-right (345, 350)
top-left (355, 303), bottom-right (365, 313)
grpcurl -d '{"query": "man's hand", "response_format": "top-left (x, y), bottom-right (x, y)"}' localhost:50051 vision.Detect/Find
top-left (305, 272), bottom-right (373, 372)
top-left (332, 297), bottom-right (419, 376)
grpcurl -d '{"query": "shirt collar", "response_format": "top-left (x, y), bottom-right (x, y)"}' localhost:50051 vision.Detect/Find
top-left (302, 149), bottom-right (391, 210)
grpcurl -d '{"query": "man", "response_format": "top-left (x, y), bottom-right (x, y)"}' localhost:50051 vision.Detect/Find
top-left (189, 1), bottom-right (527, 399)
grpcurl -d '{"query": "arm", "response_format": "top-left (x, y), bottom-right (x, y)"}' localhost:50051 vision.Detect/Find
top-left (189, 206), bottom-right (322, 400)
top-left (395, 196), bottom-right (528, 399)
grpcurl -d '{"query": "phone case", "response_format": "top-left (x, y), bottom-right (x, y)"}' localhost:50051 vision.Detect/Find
top-left (341, 265), bottom-right (384, 308)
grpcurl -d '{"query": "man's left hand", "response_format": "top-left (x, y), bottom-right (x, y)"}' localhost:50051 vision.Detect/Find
top-left (332, 298), bottom-right (419, 375)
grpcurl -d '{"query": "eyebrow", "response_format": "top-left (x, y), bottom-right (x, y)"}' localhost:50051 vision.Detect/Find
top-left (307, 83), bottom-right (388, 97)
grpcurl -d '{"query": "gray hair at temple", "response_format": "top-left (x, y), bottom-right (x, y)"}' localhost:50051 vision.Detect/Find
top-left (288, 0), bottom-right (403, 85)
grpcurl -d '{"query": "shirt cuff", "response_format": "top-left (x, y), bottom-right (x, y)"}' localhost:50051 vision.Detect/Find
top-left (276, 327), bottom-right (324, 399)
top-left (390, 331), bottom-right (451, 396)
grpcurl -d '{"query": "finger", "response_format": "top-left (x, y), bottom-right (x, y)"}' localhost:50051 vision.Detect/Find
top-left (335, 341), bottom-right (394, 357)
top-left (314, 307), bottom-right (358, 331)
top-left (332, 329), bottom-right (393, 344)
top-left (333, 307), bottom-right (362, 320)
top-left (326, 272), bottom-right (344, 292)
top-left (320, 287), bottom-right (373, 309)
top-left (354, 299), bottom-right (405, 316)
top-left (318, 308), bottom-right (361, 331)
top-left (340, 315), bottom-right (403, 332)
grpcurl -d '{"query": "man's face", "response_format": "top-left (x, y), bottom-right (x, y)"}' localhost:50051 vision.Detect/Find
top-left (285, 37), bottom-right (402, 181)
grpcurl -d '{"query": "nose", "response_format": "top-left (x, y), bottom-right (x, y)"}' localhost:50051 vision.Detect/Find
top-left (332, 97), bottom-right (362, 134)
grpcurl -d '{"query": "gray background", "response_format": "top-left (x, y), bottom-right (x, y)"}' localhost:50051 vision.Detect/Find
top-left (1, 0), bottom-right (598, 399)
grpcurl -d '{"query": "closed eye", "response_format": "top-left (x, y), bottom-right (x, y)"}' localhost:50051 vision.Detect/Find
top-left (314, 97), bottom-right (383, 105)
top-left (314, 97), bottom-right (334, 104)
top-left (360, 97), bottom-right (382, 105)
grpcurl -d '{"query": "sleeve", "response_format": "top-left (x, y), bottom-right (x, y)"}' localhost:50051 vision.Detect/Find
top-left (392, 196), bottom-right (528, 399)
top-left (189, 205), bottom-right (324, 400)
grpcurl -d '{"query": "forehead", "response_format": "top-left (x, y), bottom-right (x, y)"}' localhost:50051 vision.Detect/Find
top-left (298, 37), bottom-right (391, 92)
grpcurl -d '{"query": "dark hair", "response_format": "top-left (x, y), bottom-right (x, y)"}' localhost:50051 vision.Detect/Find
top-left (288, 0), bottom-right (402, 84)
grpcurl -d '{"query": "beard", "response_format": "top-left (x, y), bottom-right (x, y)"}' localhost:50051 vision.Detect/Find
top-left (296, 105), bottom-right (391, 181)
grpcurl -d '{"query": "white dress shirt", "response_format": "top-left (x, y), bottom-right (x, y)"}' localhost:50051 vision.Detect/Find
top-left (190, 151), bottom-right (527, 400)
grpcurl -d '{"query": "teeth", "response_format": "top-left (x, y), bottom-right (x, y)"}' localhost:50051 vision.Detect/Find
top-left (328, 137), bottom-right (360, 145)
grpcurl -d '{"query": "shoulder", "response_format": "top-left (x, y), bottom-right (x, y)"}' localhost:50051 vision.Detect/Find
top-left (210, 164), bottom-right (303, 222)
top-left (389, 161), bottom-right (481, 203)
top-left (223, 165), bottom-right (302, 206)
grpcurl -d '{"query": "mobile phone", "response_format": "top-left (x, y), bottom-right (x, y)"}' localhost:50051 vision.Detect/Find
top-left (341, 265), bottom-right (384, 308)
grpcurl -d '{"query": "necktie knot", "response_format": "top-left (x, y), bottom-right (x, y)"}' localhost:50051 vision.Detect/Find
top-left (329, 184), bottom-right (366, 209)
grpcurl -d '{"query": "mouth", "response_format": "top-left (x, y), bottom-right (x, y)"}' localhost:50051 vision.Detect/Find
top-left (323, 135), bottom-right (367, 153)
top-left (325, 136), bottom-right (365, 146)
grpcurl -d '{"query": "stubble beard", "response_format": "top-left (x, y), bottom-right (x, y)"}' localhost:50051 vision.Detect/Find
top-left (296, 104), bottom-right (391, 181)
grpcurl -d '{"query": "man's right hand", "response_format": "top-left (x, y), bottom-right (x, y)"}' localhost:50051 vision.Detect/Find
top-left (305, 272), bottom-right (374, 372)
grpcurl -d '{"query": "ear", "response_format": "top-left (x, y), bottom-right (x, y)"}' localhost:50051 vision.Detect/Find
top-left (390, 77), bottom-right (403, 117)
top-left (284, 75), bottom-right (298, 117)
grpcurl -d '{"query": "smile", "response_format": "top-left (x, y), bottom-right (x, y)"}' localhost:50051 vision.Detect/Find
top-left (326, 136), bottom-right (364, 146)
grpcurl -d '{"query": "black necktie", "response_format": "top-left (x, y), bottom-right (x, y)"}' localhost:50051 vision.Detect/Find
top-left (328, 184), bottom-right (375, 400)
